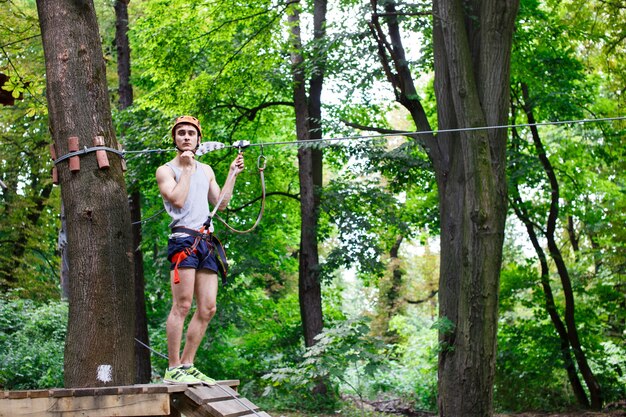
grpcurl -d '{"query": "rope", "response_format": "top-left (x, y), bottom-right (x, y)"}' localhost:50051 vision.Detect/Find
top-left (214, 154), bottom-right (266, 234)
top-left (134, 338), bottom-right (169, 360)
top-left (131, 209), bottom-right (165, 226)
top-left (127, 115), bottom-right (624, 226)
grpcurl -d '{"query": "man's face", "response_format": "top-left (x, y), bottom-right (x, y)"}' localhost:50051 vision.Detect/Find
top-left (175, 124), bottom-right (199, 150)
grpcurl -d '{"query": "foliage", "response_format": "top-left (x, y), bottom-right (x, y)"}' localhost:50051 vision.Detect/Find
top-left (0, 0), bottom-right (624, 413)
top-left (261, 317), bottom-right (389, 411)
top-left (0, 295), bottom-right (66, 389)
top-left (370, 314), bottom-right (439, 412)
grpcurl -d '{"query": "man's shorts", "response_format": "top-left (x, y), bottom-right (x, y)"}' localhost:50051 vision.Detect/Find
top-left (167, 235), bottom-right (219, 274)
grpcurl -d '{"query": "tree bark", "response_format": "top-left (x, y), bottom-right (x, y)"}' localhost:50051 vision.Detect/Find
top-left (115, 0), bottom-right (133, 109)
top-left (433, 3), bottom-right (517, 415)
top-left (308, 0), bottom-right (327, 206)
top-left (114, 0), bottom-right (152, 384)
top-left (288, 0), bottom-right (324, 350)
top-left (369, 0), bottom-right (517, 415)
top-left (36, 0), bottom-right (135, 387)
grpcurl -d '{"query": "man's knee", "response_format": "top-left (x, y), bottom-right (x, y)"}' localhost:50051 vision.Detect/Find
top-left (172, 299), bottom-right (193, 317)
top-left (198, 304), bottom-right (217, 321)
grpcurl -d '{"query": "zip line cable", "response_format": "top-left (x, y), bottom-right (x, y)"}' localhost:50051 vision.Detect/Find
top-left (121, 115), bottom-right (623, 226)
top-left (121, 115), bottom-right (625, 158)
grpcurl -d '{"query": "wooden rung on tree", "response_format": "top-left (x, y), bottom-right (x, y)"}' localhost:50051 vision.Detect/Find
top-left (93, 136), bottom-right (110, 169)
top-left (68, 136), bottom-right (80, 172)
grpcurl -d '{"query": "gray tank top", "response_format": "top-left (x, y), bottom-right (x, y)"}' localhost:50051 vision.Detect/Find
top-left (163, 162), bottom-right (213, 232)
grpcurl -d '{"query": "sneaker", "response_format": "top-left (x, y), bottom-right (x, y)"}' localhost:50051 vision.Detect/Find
top-left (184, 365), bottom-right (216, 385)
top-left (164, 366), bottom-right (202, 385)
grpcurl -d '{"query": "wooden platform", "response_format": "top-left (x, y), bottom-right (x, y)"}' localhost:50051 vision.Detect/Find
top-left (0, 380), bottom-right (271, 417)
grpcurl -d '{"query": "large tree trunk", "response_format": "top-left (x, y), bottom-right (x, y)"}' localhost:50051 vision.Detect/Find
top-left (433, 2), bottom-right (517, 415)
top-left (36, 0), bottom-right (135, 387)
top-left (369, 0), bottom-right (516, 415)
top-left (369, 0), bottom-right (606, 410)
top-left (114, 0), bottom-right (151, 384)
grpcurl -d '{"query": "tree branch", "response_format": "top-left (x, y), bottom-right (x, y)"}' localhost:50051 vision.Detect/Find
top-left (406, 289), bottom-right (438, 304)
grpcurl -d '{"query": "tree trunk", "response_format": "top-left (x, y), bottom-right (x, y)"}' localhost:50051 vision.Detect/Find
top-left (308, 0), bottom-right (327, 206)
top-left (370, 0), bottom-right (516, 414)
top-left (36, 0), bottom-right (135, 387)
top-left (432, 2), bottom-right (517, 415)
top-left (520, 84), bottom-right (603, 409)
top-left (114, 0), bottom-right (151, 384)
top-left (509, 177), bottom-right (590, 407)
top-left (115, 0), bottom-right (133, 109)
top-left (288, 0), bottom-right (324, 350)
top-left (373, 235), bottom-right (404, 343)
top-left (130, 191), bottom-right (151, 383)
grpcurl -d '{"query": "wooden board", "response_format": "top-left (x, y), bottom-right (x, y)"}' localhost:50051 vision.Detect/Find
top-left (0, 392), bottom-right (170, 417)
top-left (185, 385), bottom-right (240, 403)
top-left (204, 397), bottom-right (260, 417)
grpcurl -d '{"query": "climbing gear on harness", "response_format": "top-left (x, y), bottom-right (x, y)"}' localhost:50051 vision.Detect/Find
top-left (215, 148), bottom-right (266, 234)
top-left (168, 141), bottom-right (266, 278)
top-left (170, 226), bottom-right (229, 285)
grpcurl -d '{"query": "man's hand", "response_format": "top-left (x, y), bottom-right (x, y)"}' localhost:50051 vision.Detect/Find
top-left (179, 150), bottom-right (196, 169)
top-left (230, 153), bottom-right (245, 176)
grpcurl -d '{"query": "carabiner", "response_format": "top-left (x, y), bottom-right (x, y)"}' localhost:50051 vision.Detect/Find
top-left (257, 154), bottom-right (267, 170)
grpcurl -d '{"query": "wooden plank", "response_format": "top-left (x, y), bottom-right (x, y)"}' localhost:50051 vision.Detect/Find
top-left (171, 393), bottom-right (212, 417)
top-left (29, 390), bottom-right (53, 399)
top-left (204, 397), bottom-right (260, 417)
top-left (215, 380), bottom-right (240, 391)
top-left (185, 385), bottom-right (237, 404)
top-left (0, 392), bottom-right (171, 417)
top-left (134, 384), bottom-right (189, 393)
top-left (237, 412), bottom-right (272, 417)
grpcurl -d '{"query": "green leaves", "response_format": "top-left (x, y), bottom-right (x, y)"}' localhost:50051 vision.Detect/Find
top-left (261, 317), bottom-right (390, 409)
top-left (0, 296), bottom-right (67, 389)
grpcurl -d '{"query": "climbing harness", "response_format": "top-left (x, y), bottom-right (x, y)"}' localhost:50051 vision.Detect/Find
top-left (170, 225), bottom-right (228, 285)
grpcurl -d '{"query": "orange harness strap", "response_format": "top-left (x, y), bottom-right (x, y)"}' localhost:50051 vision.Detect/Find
top-left (171, 247), bottom-right (197, 284)
top-left (169, 225), bottom-right (229, 285)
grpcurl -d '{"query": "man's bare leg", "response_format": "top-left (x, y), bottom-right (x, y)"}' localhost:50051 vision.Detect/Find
top-left (180, 270), bottom-right (218, 365)
top-left (166, 268), bottom-right (196, 368)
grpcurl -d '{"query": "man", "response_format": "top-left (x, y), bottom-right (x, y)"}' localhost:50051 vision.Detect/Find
top-left (156, 115), bottom-right (244, 384)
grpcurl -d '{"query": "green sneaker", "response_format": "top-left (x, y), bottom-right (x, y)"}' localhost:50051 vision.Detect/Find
top-left (184, 365), bottom-right (216, 385)
top-left (164, 366), bottom-right (202, 385)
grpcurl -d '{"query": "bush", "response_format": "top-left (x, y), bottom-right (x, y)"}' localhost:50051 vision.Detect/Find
top-left (0, 296), bottom-right (67, 389)
top-left (261, 317), bottom-right (389, 412)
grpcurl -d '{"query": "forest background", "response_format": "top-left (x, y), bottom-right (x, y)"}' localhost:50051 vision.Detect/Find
top-left (0, 0), bottom-right (624, 415)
